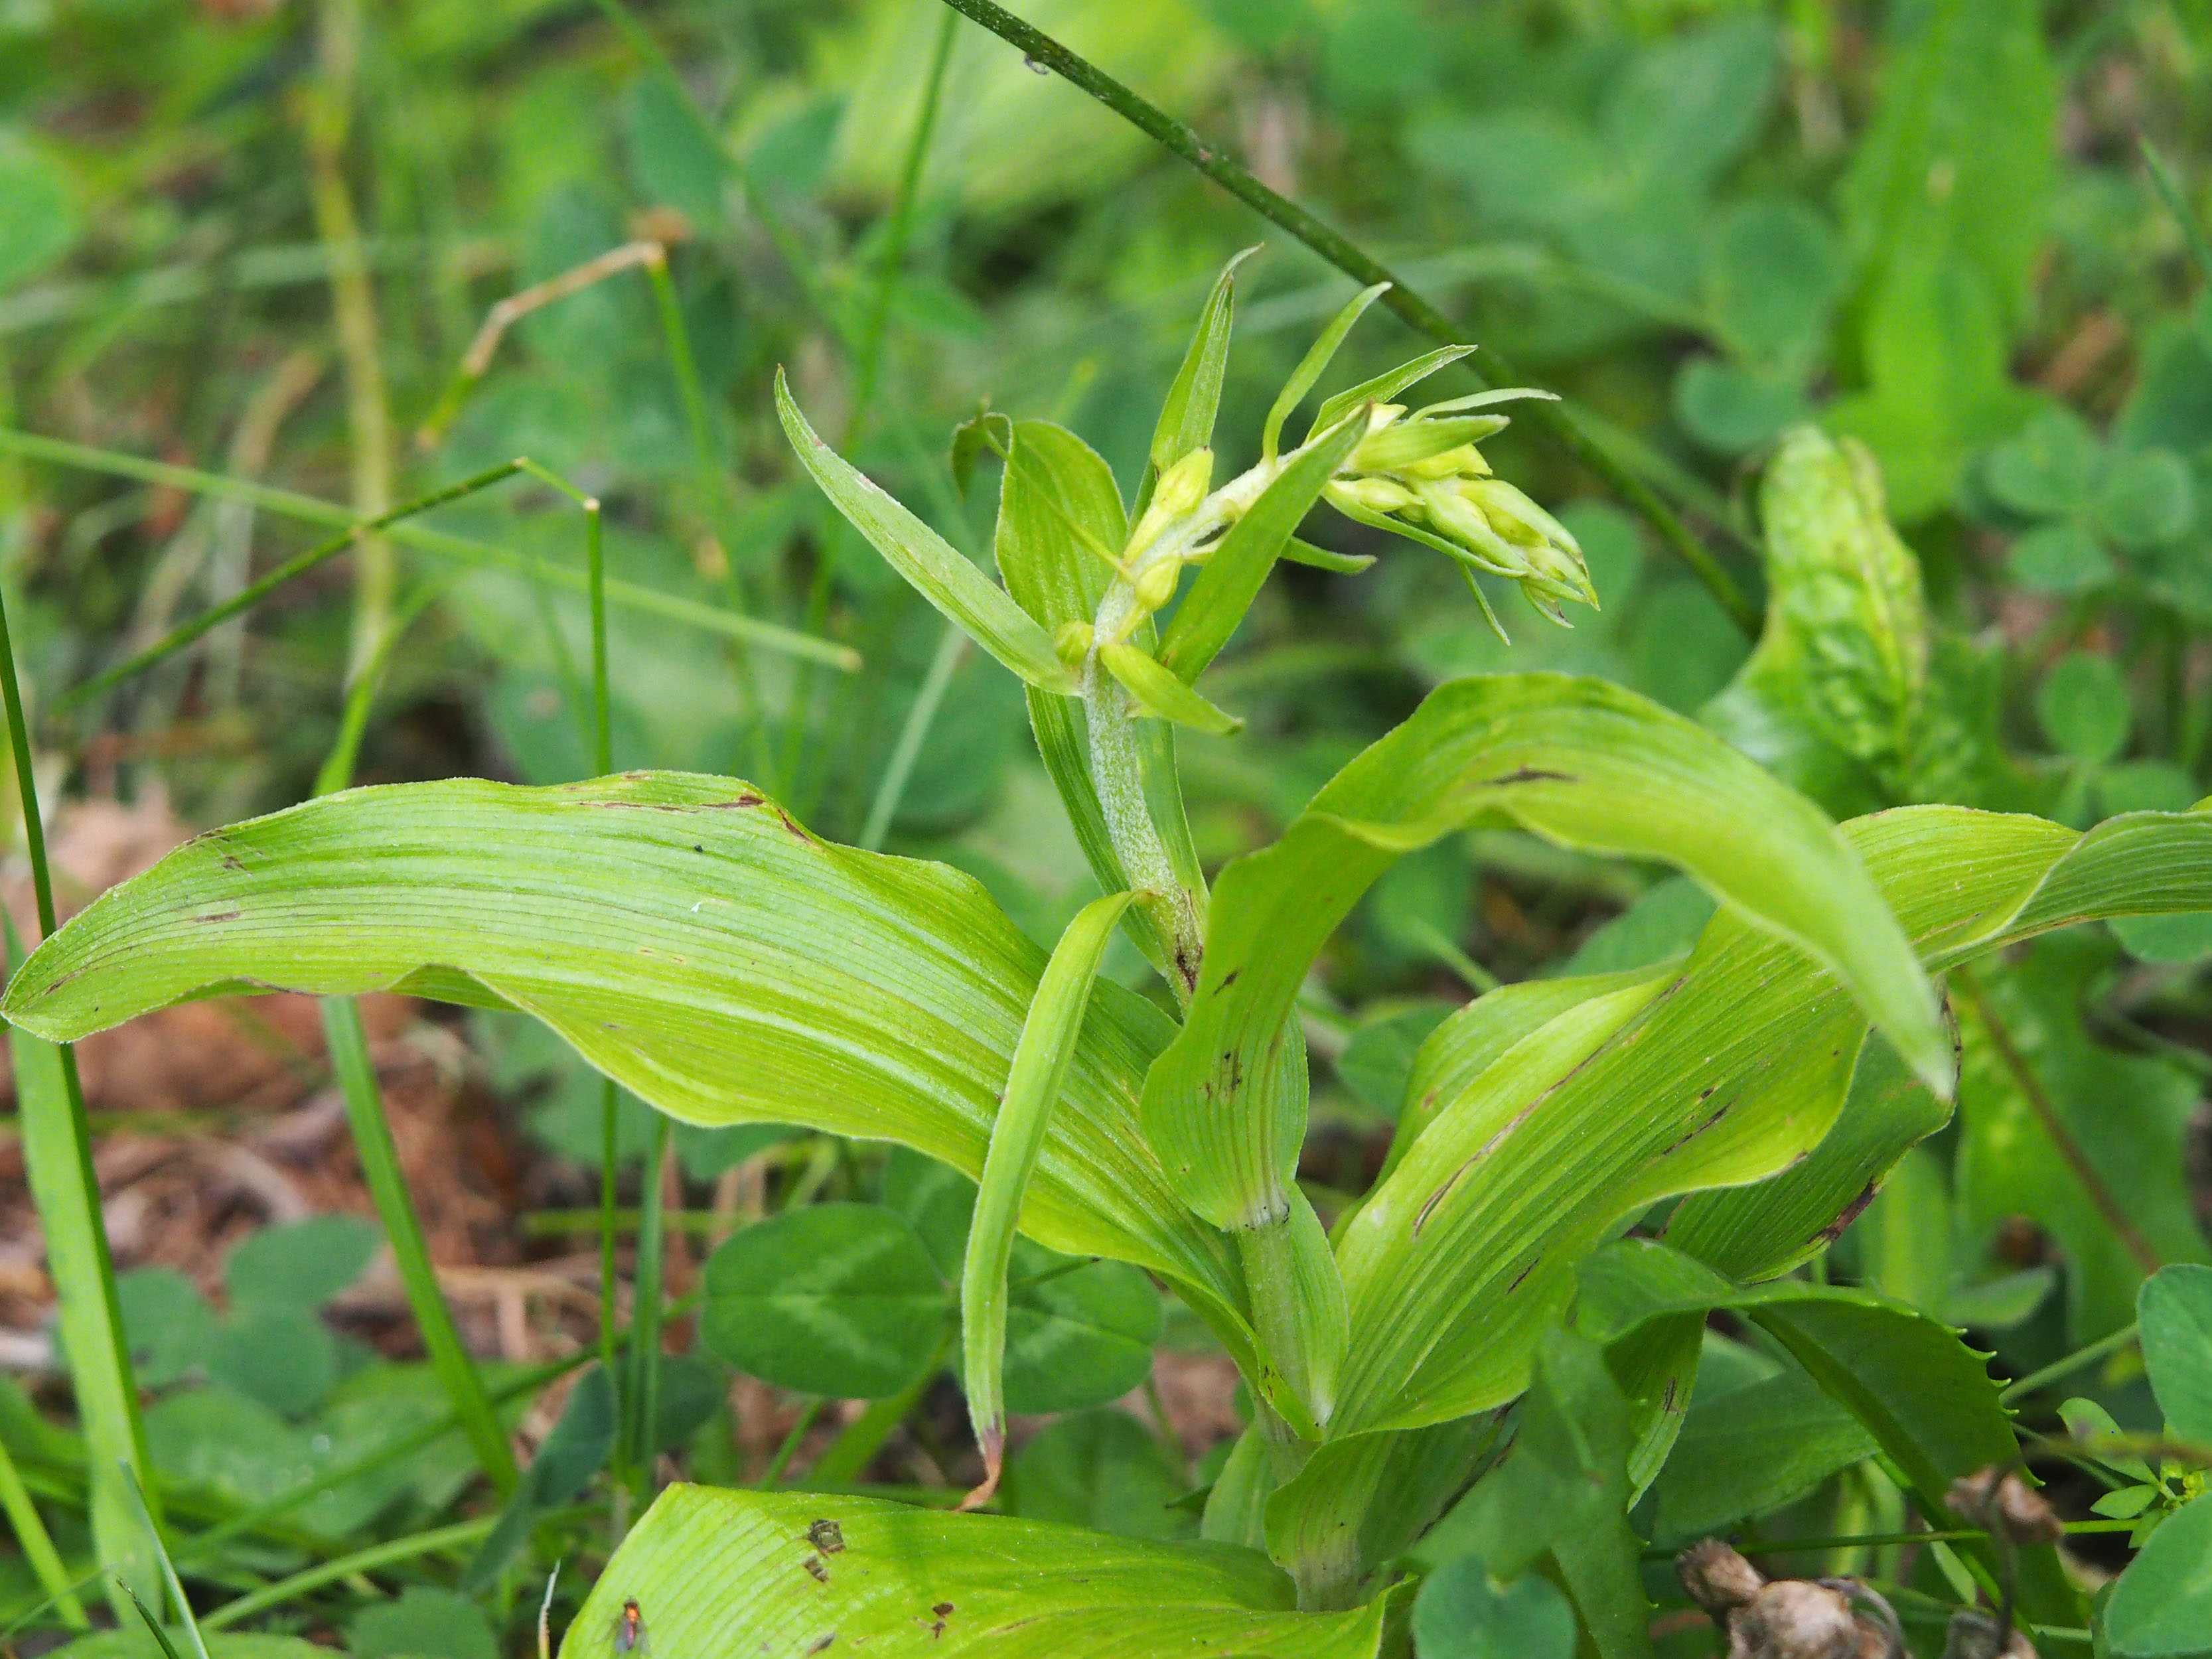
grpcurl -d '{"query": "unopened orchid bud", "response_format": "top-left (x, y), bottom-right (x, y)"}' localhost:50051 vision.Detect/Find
top-left (1400, 442), bottom-right (1494, 481)
top-left (1131, 447), bottom-right (1214, 549)
top-left (1325, 477), bottom-right (1418, 516)
top-left (1132, 559), bottom-right (1179, 614)
top-left (1055, 620), bottom-right (1095, 668)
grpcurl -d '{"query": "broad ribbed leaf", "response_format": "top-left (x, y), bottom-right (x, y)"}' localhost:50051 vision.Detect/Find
top-left (0, 773), bottom-right (1251, 1360)
top-left (1327, 799), bottom-right (2212, 1437)
top-left (557, 1485), bottom-right (1394, 1659)
top-left (1159, 411), bottom-right (1366, 684)
top-left (1142, 672), bottom-right (1946, 1238)
top-left (775, 369), bottom-right (1077, 693)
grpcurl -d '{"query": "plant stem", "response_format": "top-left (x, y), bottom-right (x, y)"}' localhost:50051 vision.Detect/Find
top-left (627, 1115), bottom-right (675, 1502)
top-left (806, 1331), bottom-right (949, 1486)
top-left (0, 1432), bottom-right (86, 1629)
top-left (304, 0), bottom-right (396, 682)
top-left (759, 1400), bottom-right (823, 1490)
top-left (849, 7), bottom-right (958, 439)
top-left (1955, 966), bottom-right (2162, 1277)
top-left (928, 0), bottom-right (1758, 635)
top-left (0, 431), bottom-right (858, 670)
top-left (860, 623), bottom-right (966, 850)
top-left (1083, 656), bottom-right (1203, 999)
top-left (0, 585), bottom-right (156, 1614)
top-left (321, 997), bottom-right (520, 1494)
top-left (202, 1516), bottom-right (496, 1630)
top-left (2001, 1322), bottom-right (2140, 1402)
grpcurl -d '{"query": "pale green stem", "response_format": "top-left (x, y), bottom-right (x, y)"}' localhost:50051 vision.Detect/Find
top-left (0, 1432), bottom-right (86, 1628)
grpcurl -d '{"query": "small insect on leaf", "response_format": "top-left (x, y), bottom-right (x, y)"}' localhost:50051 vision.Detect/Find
top-left (808, 1518), bottom-right (847, 1554)
top-left (617, 1599), bottom-right (647, 1658)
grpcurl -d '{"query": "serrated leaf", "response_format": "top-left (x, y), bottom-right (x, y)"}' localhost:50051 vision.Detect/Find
top-left (0, 774), bottom-right (1253, 1368)
top-left (556, 1485), bottom-right (1394, 1658)
top-left (702, 1203), bottom-right (946, 1398)
top-left (1262, 283), bottom-right (1390, 460)
top-left (776, 369), bottom-right (1077, 693)
top-left (1160, 411), bottom-right (1366, 684)
top-left (1098, 640), bottom-right (1242, 735)
top-left (962, 891), bottom-right (1135, 1490)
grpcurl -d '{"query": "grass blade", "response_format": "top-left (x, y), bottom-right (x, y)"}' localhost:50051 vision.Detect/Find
top-left (0, 579), bottom-right (155, 1614)
top-left (202, 1517), bottom-right (496, 1631)
top-left (119, 1466), bottom-right (206, 1659)
top-left (958, 891), bottom-right (1134, 1508)
top-left (0, 431), bottom-right (858, 669)
top-left (0, 1429), bottom-right (86, 1628)
top-left (321, 996), bottom-right (520, 1493)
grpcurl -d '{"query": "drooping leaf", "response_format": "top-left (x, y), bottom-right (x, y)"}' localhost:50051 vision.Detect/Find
top-left (1261, 283), bottom-right (1390, 460)
top-left (0, 774), bottom-right (1253, 1366)
top-left (703, 1203), bottom-right (946, 1399)
top-left (961, 892), bottom-right (1135, 1496)
top-left (1159, 411), bottom-right (1366, 684)
top-left (1143, 672), bottom-right (1946, 1246)
top-left (1331, 800), bottom-right (2212, 1439)
top-left (775, 369), bottom-right (1078, 693)
top-left (555, 1484), bottom-right (1395, 1659)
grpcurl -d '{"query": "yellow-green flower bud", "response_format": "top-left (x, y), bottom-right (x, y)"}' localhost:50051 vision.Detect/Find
top-left (1132, 558), bottom-right (1180, 614)
top-left (1055, 620), bottom-right (1095, 668)
top-left (1325, 476), bottom-right (1418, 516)
top-left (1465, 478), bottom-right (1576, 553)
top-left (1130, 447), bottom-right (1214, 550)
top-left (1400, 443), bottom-right (1493, 482)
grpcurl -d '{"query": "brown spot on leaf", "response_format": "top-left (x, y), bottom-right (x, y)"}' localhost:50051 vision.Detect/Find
top-left (1481, 766), bottom-right (1575, 786)
top-left (1816, 1181), bottom-right (1880, 1245)
top-left (803, 1555), bottom-right (828, 1583)
top-left (806, 1637), bottom-right (836, 1655)
top-left (192, 910), bottom-right (242, 924)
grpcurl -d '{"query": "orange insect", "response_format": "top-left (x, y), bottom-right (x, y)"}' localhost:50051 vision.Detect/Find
top-left (616, 1600), bottom-right (647, 1658)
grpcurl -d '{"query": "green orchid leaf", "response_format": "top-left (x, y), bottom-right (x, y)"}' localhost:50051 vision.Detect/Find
top-left (775, 368), bottom-right (1078, 693)
top-left (1142, 672), bottom-right (1946, 1244)
top-left (1159, 410), bottom-right (1366, 684)
top-left (555, 1485), bottom-right (1396, 1659)
top-left (702, 1202), bottom-right (947, 1399)
top-left (0, 773), bottom-right (1253, 1366)
top-left (1148, 247), bottom-right (1256, 477)
top-left (1330, 799), bottom-right (2212, 1438)
top-left (2140, 1265), bottom-right (2212, 1445)
top-left (1262, 282), bottom-right (1390, 461)
top-left (2106, 1494), bottom-right (2212, 1657)
top-left (1098, 640), bottom-right (1243, 735)
top-left (961, 891), bottom-right (1135, 1497)
top-left (1310, 344), bottom-right (1477, 440)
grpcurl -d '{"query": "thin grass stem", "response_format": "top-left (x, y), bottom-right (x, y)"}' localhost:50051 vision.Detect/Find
top-left (860, 624), bottom-right (966, 851)
top-left (0, 431), bottom-right (858, 669)
top-left (627, 1117), bottom-right (676, 1504)
top-left (2001, 1323), bottom-right (2142, 1403)
top-left (759, 1400), bottom-right (824, 1490)
top-left (200, 1516), bottom-right (496, 1631)
top-left (0, 1432), bottom-right (86, 1628)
